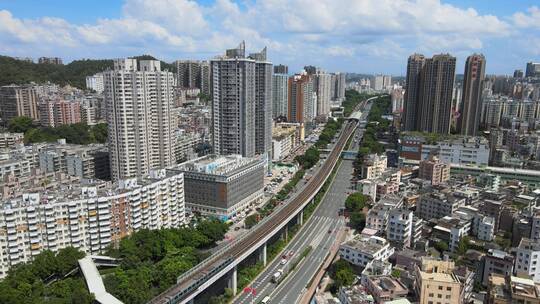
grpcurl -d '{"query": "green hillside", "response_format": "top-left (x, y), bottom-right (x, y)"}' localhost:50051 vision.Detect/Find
top-left (0, 55), bottom-right (177, 89)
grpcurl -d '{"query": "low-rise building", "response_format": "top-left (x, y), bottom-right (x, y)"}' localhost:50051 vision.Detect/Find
top-left (339, 235), bottom-right (394, 268)
top-left (362, 154), bottom-right (388, 179)
top-left (365, 276), bottom-right (409, 303)
top-left (172, 154), bottom-right (265, 220)
top-left (482, 249), bottom-right (514, 287)
top-left (416, 190), bottom-right (465, 220)
top-left (366, 195), bottom-right (403, 233)
top-left (387, 209), bottom-right (414, 248)
top-left (338, 285), bottom-right (375, 304)
top-left (477, 216), bottom-right (495, 241)
top-left (432, 216), bottom-right (471, 252)
top-left (419, 155), bottom-right (450, 185)
top-left (0, 133), bottom-right (24, 148)
top-left (515, 238), bottom-right (540, 283)
top-left (39, 143), bottom-right (110, 180)
top-left (415, 258), bottom-right (473, 304)
top-left (487, 274), bottom-right (540, 303)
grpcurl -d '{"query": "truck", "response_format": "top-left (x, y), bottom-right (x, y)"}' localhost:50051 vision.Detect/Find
top-left (272, 269), bottom-right (283, 283)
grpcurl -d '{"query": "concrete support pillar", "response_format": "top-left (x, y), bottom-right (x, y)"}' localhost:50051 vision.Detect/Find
top-left (260, 242), bottom-right (267, 266)
top-left (228, 266), bottom-right (237, 296)
top-left (299, 210), bottom-right (304, 225)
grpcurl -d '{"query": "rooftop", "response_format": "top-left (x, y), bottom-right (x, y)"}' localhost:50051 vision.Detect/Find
top-left (174, 154), bottom-right (262, 176)
top-left (342, 235), bottom-right (389, 255)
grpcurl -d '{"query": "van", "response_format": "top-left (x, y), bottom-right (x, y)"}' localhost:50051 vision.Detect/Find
top-left (261, 296), bottom-right (271, 304)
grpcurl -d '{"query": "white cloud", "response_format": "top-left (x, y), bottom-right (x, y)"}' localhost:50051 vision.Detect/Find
top-left (0, 0), bottom-right (536, 74)
top-left (512, 6), bottom-right (540, 29)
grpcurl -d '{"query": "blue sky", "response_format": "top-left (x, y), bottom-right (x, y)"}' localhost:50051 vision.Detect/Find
top-left (0, 0), bottom-right (539, 75)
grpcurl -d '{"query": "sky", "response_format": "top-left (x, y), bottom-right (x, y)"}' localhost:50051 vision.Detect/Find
top-left (0, 0), bottom-right (539, 75)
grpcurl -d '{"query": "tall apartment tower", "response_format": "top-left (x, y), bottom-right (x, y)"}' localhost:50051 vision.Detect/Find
top-left (249, 47), bottom-right (273, 156)
top-left (315, 72), bottom-right (332, 117)
top-left (0, 85), bottom-right (40, 124)
top-left (526, 62), bottom-right (540, 78)
top-left (104, 59), bottom-right (175, 180)
top-left (334, 72), bottom-right (346, 101)
top-left (200, 61), bottom-right (211, 97)
top-left (176, 60), bottom-right (201, 88)
top-left (288, 74), bottom-right (315, 124)
top-left (272, 74), bottom-right (289, 118)
top-left (418, 54), bottom-right (456, 134)
top-left (403, 54), bottom-right (426, 131)
top-left (274, 64), bottom-right (288, 74)
top-left (211, 42), bottom-right (256, 157)
top-left (459, 54), bottom-right (486, 136)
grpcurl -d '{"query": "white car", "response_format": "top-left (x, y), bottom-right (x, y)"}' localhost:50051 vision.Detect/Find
top-left (280, 258), bottom-right (287, 265)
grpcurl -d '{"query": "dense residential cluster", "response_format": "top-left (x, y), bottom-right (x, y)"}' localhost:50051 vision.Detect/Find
top-left (0, 40), bottom-right (352, 303)
top-left (1, 33), bottom-right (540, 304)
top-left (319, 58), bottom-right (540, 304)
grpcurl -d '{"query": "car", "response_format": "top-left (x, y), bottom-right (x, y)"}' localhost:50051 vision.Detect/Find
top-left (288, 250), bottom-right (294, 257)
top-left (234, 226), bottom-right (241, 231)
top-left (328, 229), bottom-right (332, 234)
top-left (281, 254), bottom-right (287, 259)
top-left (280, 258), bottom-right (287, 265)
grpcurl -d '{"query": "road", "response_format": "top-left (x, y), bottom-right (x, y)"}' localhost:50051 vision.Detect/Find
top-left (233, 103), bottom-right (372, 304)
top-left (150, 115), bottom-right (357, 304)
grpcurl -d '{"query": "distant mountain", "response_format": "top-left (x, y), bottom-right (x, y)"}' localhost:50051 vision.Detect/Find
top-left (0, 55), bottom-right (113, 88)
top-left (0, 55), bottom-right (177, 89)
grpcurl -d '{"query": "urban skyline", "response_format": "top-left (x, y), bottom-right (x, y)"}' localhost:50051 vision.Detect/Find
top-left (3, 1), bottom-right (540, 304)
top-left (0, 0), bottom-right (539, 75)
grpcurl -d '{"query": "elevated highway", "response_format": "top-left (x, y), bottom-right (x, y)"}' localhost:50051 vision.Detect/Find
top-left (149, 97), bottom-right (373, 304)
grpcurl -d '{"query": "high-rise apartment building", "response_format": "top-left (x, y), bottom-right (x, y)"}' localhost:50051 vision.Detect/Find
top-left (383, 75), bottom-right (392, 89)
top-left (459, 54), bottom-right (486, 136)
top-left (374, 75), bottom-right (384, 91)
top-left (288, 73), bottom-right (315, 124)
top-left (249, 47), bottom-right (273, 156)
top-left (526, 62), bottom-right (540, 78)
top-left (403, 54), bottom-right (425, 131)
top-left (38, 57), bottom-right (63, 65)
top-left (315, 72), bottom-right (332, 117)
top-left (272, 74), bottom-right (289, 118)
top-left (85, 73), bottom-right (104, 93)
top-left (39, 99), bottom-right (81, 127)
top-left (418, 54), bottom-right (456, 134)
top-left (274, 64), bottom-right (288, 74)
top-left (334, 72), bottom-right (346, 101)
top-left (176, 60), bottom-right (201, 89)
top-left (104, 58), bottom-right (175, 180)
top-left (200, 61), bottom-right (211, 97)
top-left (0, 85), bottom-right (40, 124)
top-left (211, 42), bottom-right (257, 157)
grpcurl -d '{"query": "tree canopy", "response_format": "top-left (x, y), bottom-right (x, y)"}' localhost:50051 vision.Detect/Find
top-left (104, 219), bottom-right (229, 303)
top-left (9, 117), bottom-right (108, 145)
top-left (0, 247), bottom-right (93, 304)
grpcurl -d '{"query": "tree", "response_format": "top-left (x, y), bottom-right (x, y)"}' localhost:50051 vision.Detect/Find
top-left (435, 241), bottom-right (449, 253)
top-left (349, 212), bottom-right (366, 231)
top-left (457, 236), bottom-right (470, 255)
top-left (345, 193), bottom-right (368, 212)
top-left (244, 214), bottom-right (258, 229)
top-left (335, 268), bottom-right (355, 287)
top-left (391, 269), bottom-right (401, 278)
top-left (8, 116), bottom-right (34, 133)
top-left (330, 260), bottom-right (355, 288)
